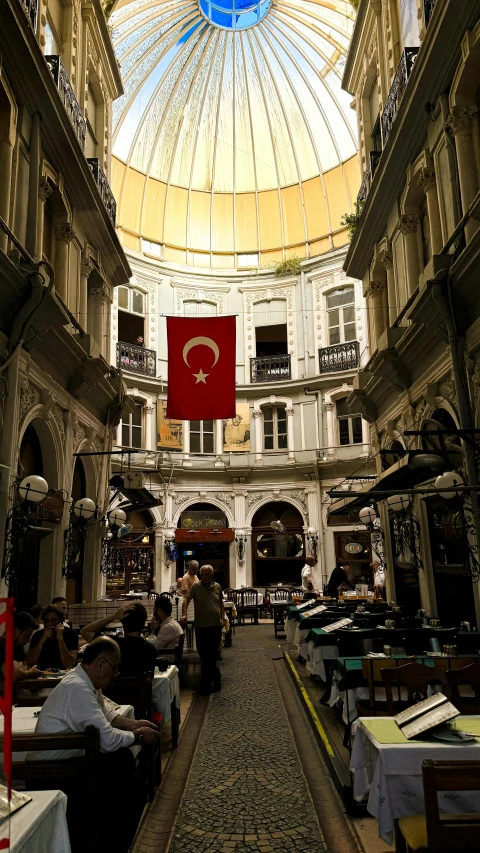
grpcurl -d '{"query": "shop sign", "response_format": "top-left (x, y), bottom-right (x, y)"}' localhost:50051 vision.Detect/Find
top-left (175, 528), bottom-right (234, 543)
top-left (345, 542), bottom-right (364, 555)
top-left (180, 510), bottom-right (226, 529)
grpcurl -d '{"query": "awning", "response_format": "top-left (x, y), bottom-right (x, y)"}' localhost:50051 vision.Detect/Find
top-left (118, 486), bottom-right (162, 515)
top-left (327, 452), bottom-right (438, 517)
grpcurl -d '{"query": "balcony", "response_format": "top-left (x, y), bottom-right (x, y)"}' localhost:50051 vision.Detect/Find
top-left (380, 48), bottom-right (419, 148)
top-left (19, 0), bottom-right (37, 29)
top-left (357, 151), bottom-right (382, 207)
top-left (423, 0), bottom-right (437, 29)
top-left (250, 354), bottom-right (291, 383)
top-left (318, 341), bottom-right (360, 374)
top-left (117, 341), bottom-right (156, 377)
top-left (45, 56), bottom-right (86, 151)
top-left (87, 158), bottom-right (117, 228)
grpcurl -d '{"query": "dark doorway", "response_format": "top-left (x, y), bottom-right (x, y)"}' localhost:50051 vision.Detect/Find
top-left (65, 458), bottom-right (87, 606)
top-left (255, 324), bottom-right (288, 357)
top-left (334, 531), bottom-right (372, 586)
top-left (427, 502), bottom-right (477, 628)
top-left (176, 503), bottom-right (230, 589)
top-left (252, 501), bottom-right (304, 586)
top-left (13, 426), bottom-right (45, 610)
top-left (118, 310), bottom-right (145, 344)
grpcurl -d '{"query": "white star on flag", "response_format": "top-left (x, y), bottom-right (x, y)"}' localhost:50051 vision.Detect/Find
top-left (193, 368), bottom-right (209, 384)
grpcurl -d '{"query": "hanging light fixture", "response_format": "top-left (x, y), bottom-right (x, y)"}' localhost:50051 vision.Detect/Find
top-left (306, 527), bottom-right (318, 561)
top-left (18, 475), bottom-right (49, 503)
top-left (64, 497), bottom-right (97, 579)
top-left (386, 494), bottom-right (410, 513)
top-left (235, 529), bottom-right (247, 565)
top-left (73, 497), bottom-right (97, 518)
top-left (359, 505), bottom-right (377, 526)
top-left (435, 470), bottom-right (464, 499)
top-left (108, 508), bottom-right (127, 527)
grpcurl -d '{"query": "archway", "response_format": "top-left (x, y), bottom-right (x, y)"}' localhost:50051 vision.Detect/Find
top-left (251, 501), bottom-right (305, 586)
top-left (175, 503), bottom-right (230, 589)
top-left (105, 509), bottom-right (155, 597)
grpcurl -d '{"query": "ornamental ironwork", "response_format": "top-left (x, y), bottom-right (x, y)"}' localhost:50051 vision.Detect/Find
top-left (390, 498), bottom-right (424, 574)
top-left (318, 341), bottom-right (359, 373)
top-left (430, 499), bottom-right (480, 583)
top-left (357, 151), bottom-right (382, 206)
top-left (250, 354), bottom-right (291, 383)
top-left (19, 0), bottom-right (37, 29)
top-left (423, 0), bottom-right (437, 29)
top-left (381, 48), bottom-right (419, 148)
top-left (86, 158), bottom-right (117, 228)
top-left (117, 341), bottom-right (156, 377)
top-left (45, 56), bottom-right (87, 150)
top-left (63, 514), bottom-right (88, 580)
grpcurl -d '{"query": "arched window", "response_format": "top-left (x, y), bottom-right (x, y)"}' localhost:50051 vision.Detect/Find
top-left (117, 285), bottom-right (146, 345)
top-left (326, 287), bottom-right (355, 345)
top-left (183, 301), bottom-right (216, 317)
top-left (263, 405), bottom-right (287, 451)
top-left (336, 398), bottom-right (362, 445)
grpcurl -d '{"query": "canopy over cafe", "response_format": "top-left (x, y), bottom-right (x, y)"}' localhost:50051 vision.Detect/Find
top-left (175, 505), bottom-right (233, 588)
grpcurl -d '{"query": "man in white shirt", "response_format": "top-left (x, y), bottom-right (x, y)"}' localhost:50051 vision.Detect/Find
top-left (34, 636), bottom-right (160, 852)
top-left (181, 560), bottom-right (200, 595)
top-left (301, 556), bottom-right (317, 592)
top-left (147, 595), bottom-right (183, 651)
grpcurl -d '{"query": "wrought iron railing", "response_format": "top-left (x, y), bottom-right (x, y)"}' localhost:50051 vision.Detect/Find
top-left (356, 150), bottom-right (382, 207)
top-left (318, 341), bottom-right (360, 373)
top-left (45, 56), bottom-right (86, 151)
top-left (19, 0), bottom-right (37, 29)
top-left (117, 341), bottom-right (156, 377)
top-left (87, 158), bottom-right (117, 227)
top-left (250, 354), bottom-right (291, 383)
top-left (423, 0), bottom-right (437, 29)
top-left (380, 48), bottom-right (419, 148)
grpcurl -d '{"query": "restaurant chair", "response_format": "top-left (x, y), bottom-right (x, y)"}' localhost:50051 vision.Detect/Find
top-left (156, 633), bottom-right (185, 685)
top-left (397, 759), bottom-right (480, 852)
top-left (457, 631), bottom-right (480, 655)
top-left (236, 588), bottom-right (260, 625)
top-left (6, 725), bottom-right (100, 796)
top-left (381, 663), bottom-right (449, 716)
top-left (356, 657), bottom-right (398, 718)
top-left (336, 628), bottom-right (379, 658)
top-left (410, 627), bottom-right (457, 655)
top-left (446, 661), bottom-right (480, 714)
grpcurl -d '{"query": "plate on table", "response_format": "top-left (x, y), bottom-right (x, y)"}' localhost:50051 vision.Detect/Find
top-left (432, 726), bottom-right (476, 743)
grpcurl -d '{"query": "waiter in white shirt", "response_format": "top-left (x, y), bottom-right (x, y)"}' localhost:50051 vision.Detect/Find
top-left (34, 636), bottom-right (159, 853)
top-left (301, 556), bottom-right (317, 592)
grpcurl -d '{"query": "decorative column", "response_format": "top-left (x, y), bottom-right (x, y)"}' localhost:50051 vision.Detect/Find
top-left (286, 406), bottom-right (295, 464)
top-left (89, 282), bottom-right (109, 358)
top-left (144, 404), bottom-right (155, 451)
top-left (324, 400), bottom-right (335, 448)
top-left (398, 214), bottom-right (421, 298)
top-left (54, 222), bottom-right (76, 303)
top-left (36, 177), bottom-right (52, 260)
top-left (233, 491), bottom-right (248, 588)
top-left (253, 409), bottom-right (263, 466)
top-left (79, 257), bottom-right (93, 332)
top-left (0, 107), bottom-right (16, 254)
top-left (182, 420), bottom-right (192, 467)
top-left (417, 167), bottom-right (443, 255)
top-left (305, 488), bottom-right (321, 587)
top-left (215, 420), bottom-right (224, 467)
top-left (446, 106), bottom-right (479, 243)
top-left (367, 281), bottom-right (388, 344)
top-left (364, 287), bottom-right (377, 353)
top-left (380, 246), bottom-right (397, 326)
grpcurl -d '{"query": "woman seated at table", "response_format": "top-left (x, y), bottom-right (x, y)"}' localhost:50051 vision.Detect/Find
top-left (147, 595), bottom-right (183, 651)
top-left (325, 563), bottom-right (354, 599)
top-left (80, 602), bottom-right (157, 676)
top-left (26, 605), bottom-right (78, 671)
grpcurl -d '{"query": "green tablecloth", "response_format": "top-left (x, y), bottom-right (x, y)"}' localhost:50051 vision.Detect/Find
top-left (334, 654), bottom-right (436, 678)
top-left (308, 627), bottom-right (375, 647)
top-left (362, 716), bottom-right (480, 745)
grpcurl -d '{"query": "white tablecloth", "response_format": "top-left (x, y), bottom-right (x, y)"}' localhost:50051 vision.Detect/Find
top-left (2, 790), bottom-right (70, 853)
top-left (305, 640), bottom-right (339, 681)
top-left (285, 616), bottom-right (297, 644)
top-left (350, 718), bottom-right (480, 844)
top-left (152, 665), bottom-right (180, 723)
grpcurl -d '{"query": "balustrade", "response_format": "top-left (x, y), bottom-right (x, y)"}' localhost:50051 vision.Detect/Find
top-left (117, 341), bottom-right (156, 377)
top-left (45, 56), bottom-right (86, 150)
top-left (250, 354), bottom-right (291, 383)
top-left (87, 158), bottom-right (117, 227)
top-left (318, 342), bottom-right (360, 374)
top-left (19, 0), bottom-right (37, 29)
top-left (381, 48), bottom-right (419, 147)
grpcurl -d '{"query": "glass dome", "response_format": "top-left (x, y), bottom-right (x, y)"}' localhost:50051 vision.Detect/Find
top-left (110, 0), bottom-right (359, 266)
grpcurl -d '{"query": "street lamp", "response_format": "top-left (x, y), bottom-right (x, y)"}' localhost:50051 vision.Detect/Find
top-left (359, 505), bottom-right (377, 527)
top-left (435, 470), bottom-right (464, 499)
top-left (18, 475), bottom-right (49, 503)
top-left (386, 494), bottom-right (410, 513)
top-left (64, 497), bottom-right (97, 579)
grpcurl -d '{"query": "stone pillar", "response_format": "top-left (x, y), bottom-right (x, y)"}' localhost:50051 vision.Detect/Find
top-left (418, 167), bottom-right (443, 255)
top-left (305, 488), bottom-right (322, 587)
top-left (380, 247), bottom-right (397, 326)
top-left (286, 407), bottom-right (295, 463)
top-left (399, 214), bottom-right (421, 298)
top-left (446, 106), bottom-right (479, 243)
top-left (215, 420), bottom-right (223, 459)
top-left (26, 113), bottom-right (40, 258)
top-left (367, 281), bottom-right (388, 344)
top-left (145, 404), bottom-right (155, 451)
top-left (54, 222), bottom-right (76, 303)
top-left (324, 400), bottom-right (335, 448)
top-left (0, 106), bottom-right (16, 253)
top-left (365, 288), bottom-right (377, 353)
top-left (36, 177), bottom-right (52, 259)
top-left (89, 282), bottom-right (109, 357)
top-left (253, 409), bottom-right (263, 466)
top-left (182, 420), bottom-right (192, 467)
top-left (79, 257), bottom-right (93, 331)
top-left (233, 490), bottom-right (247, 588)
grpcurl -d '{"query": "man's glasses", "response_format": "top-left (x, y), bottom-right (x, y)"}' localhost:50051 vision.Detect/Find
top-left (101, 658), bottom-right (119, 675)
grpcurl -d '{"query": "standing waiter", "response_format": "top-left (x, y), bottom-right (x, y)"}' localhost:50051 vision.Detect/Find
top-left (181, 564), bottom-right (225, 695)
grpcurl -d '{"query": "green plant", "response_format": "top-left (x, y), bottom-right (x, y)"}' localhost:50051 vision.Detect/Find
top-left (273, 256), bottom-right (302, 276)
top-left (340, 199), bottom-right (365, 241)
top-left (349, 0), bottom-right (359, 8)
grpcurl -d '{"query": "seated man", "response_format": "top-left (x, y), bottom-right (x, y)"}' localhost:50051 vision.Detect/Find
top-left (34, 636), bottom-right (160, 853)
top-left (51, 596), bottom-right (72, 627)
top-left (0, 611), bottom-right (41, 684)
top-left (81, 602), bottom-right (157, 676)
top-left (26, 605), bottom-right (78, 670)
top-left (147, 596), bottom-right (183, 651)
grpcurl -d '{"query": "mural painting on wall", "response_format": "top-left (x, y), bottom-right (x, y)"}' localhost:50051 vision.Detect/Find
top-left (157, 400), bottom-right (183, 450)
top-left (223, 401), bottom-right (251, 452)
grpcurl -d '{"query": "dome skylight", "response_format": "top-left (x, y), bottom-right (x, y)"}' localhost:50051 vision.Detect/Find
top-left (199, 0), bottom-right (271, 30)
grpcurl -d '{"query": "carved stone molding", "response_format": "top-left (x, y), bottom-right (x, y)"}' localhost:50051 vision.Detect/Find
top-left (323, 401), bottom-right (334, 411)
top-left (417, 167), bottom-right (436, 193)
top-left (81, 258), bottom-right (95, 278)
top-left (90, 283), bottom-right (110, 304)
top-left (441, 377), bottom-right (457, 406)
top-left (52, 405), bottom-right (65, 440)
top-left (54, 222), bottom-right (76, 243)
top-left (365, 280), bottom-right (387, 298)
top-left (247, 492), bottom-right (264, 506)
top-left (445, 105), bottom-right (478, 136)
top-left (145, 405), bottom-right (154, 415)
top-left (252, 410), bottom-right (262, 419)
top-left (19, 383), bottom-right (37, 418)
top-left (398, 214), bottom-right (420, 235)
top-left (214, 492), bottom-right (232, 508)
top-left (174, 492), bottom-right (194, 505)
top-left (175, 289), bottom-right (225, 314)
top-left (38, 177), bottom-right (53, 202)
top-left (285, 407), bottom-right (294, 417)
top-left (244, 286), bottom-right (294, 315)
top-left (379, 247), bottom-right (393, 270)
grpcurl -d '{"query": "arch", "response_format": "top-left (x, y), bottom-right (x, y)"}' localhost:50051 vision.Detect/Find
top-left (73, 438), bottom-right (99, 504)
top-left (324, 383), bottom-right (353, 405)
top-left (253, 394), bottom-right (293, 413)
top-left (246, 493), bottom-right (306, 528)
top-left (18, 408), bottom-right (61, 491)
top-left (173, 496), bottom-right (235, 528)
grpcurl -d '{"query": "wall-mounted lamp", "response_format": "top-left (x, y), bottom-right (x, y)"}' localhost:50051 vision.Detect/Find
top-left (2, 475), bottom-right (52, 588)
top-left (435, 470), bottom-right (464, 499)
top-left (306, 527), bottom-right (318, 561)
top-left (359, 504), bottom-right (378, 528)
top-left (64, 497), bottom-right (97, 579)
top-left (235, 529), bottom-right (247, 565)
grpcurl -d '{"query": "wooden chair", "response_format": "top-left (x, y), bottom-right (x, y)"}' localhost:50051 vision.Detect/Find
top-left (156, 632), bottom-right (185, 685)
top-left (236, 588), bottom-right (259, 625)
top-left (5, 725), bottom-right (100, 795)
top-left (446, 661), bottom-right (480, 714)
top-left (356, 657), bottom-right (398, 718)
top-left (381, 662), bottom-right (449, 716)
top-left (336, 628), bottom-right (379, 657)
top-left (397, 759), bottom-right (480, 852)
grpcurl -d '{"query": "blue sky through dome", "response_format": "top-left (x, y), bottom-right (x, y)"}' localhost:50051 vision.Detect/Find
top-left (199, 0), bottom-right (271, 30)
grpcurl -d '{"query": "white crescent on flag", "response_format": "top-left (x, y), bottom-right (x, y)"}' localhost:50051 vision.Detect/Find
top-left (182, 337), bottom-right (220, 385)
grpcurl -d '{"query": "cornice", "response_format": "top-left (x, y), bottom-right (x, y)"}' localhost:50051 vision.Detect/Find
top-left (342, 0), bottom-right (375, 95)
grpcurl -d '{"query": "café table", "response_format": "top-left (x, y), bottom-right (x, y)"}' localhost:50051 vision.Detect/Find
top-left (350, 716), bottom-right (480, 845)
top-left (152, 665), bottom-right (181, 747)
top-left (1, 789), bottom-right (71, 853)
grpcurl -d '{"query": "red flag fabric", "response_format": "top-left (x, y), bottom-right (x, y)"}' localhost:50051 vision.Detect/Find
top-left (166, 316), bottom-right (236, 420)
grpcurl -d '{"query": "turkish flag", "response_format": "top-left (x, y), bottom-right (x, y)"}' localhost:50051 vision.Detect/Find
top-left (166, 316), bottom-right (236, 420)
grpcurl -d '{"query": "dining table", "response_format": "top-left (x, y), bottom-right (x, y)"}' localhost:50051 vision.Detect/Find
top-left (350, 716), bottom-right (480, 845)
top-left (0, 789), bottom-right (71, 853)
top-left (152, 665), bottom-right (181, 747)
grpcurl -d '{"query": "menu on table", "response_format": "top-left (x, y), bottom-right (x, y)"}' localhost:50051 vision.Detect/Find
top-left (302, 604), bottom-right (327, 618)
top-left (296, 599), bottom-right (319, 612)
top-left (394, 693), bottom-right (460, 739)
top-left (0, 787), bottom-right (31, 822)
top-left (322, 617), bottom-right (353, 633)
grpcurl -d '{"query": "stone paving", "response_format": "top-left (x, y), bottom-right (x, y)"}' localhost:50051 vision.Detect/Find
top-left (168, 625), bottom-right (326, 853)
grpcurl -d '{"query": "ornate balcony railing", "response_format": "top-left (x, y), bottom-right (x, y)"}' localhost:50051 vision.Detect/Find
top-left (19, 0), bottom-right (38, 29)
top-left (423, 0), bottom-right (437, 29)
top-left (117, 341), bottom-right (156, 377)
top-left (380, 48), bottom-right (419, 148)
top-left (250, 354), bottom-right (291, 383)
top-left (45, 56), bottom-right (86, 151)
top-left (87, 158), bottom-right (117, 227)
top-left (318, 341), bottom-right (360, 374)
top-left (356, 150), bottom-right (382, 207)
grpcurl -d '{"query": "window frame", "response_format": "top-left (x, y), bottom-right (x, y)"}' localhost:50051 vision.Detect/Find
top-left (189, 420), bottom-right (215, 454)
top-left (182, 300), bottom-right (218, 318)
top-left (262, 405), bottom-right (288, 452)
top-left (325, 287), bottom-right (356, 346)
top-left (120, 402), bottom-right (143, 449)
top-left (117, 286), bottom-right (146, 317)
top-left (337, 413), bottom-right (363, 446)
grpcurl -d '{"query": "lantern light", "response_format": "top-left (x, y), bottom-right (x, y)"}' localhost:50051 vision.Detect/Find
top-left (435, 470), bottom-right (464, 500)
top-left (164, 529), bottom-right (176, 540)
top-left (359, 505), bottom-right (377, 525)
top-left (387, 494), bottom-right (410, 513)
top-left (108, 508), bottom-right (127, 527)
top-left (73, 497), bottom-right (96, 519)
top-left (18, 475), bottom-right (49, 504)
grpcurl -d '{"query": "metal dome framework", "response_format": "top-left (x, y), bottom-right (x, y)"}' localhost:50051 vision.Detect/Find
top-left (111, 0), bottom-right (360, 267)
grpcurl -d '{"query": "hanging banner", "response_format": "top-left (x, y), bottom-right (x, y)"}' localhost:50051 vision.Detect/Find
top-left (166, 316), bottom-right (236, 420)
top-left (223, 401), bottom-right (251, 452)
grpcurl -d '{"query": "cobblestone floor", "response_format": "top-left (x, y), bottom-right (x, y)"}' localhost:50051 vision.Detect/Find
top-left (168, 625), bottom-right (326, 853)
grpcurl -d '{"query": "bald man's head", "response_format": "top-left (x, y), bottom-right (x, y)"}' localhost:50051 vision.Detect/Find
top-left (82, 636), bottom-right (120, 689)
top-left (188, 561), bottom-right (199, 575)
top-left (200, 564), bottom-right (214, 585)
